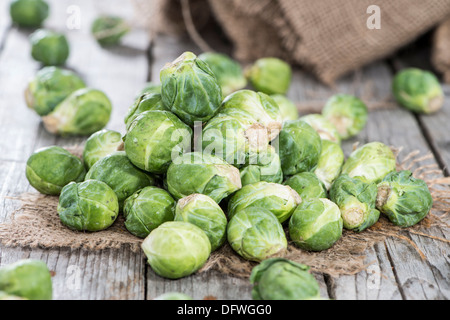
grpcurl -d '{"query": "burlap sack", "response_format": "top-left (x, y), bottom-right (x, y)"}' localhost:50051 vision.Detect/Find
top-left (138, 0), bottom-right (450, 84)
top-left (433, 18), bottom-right (450, 83)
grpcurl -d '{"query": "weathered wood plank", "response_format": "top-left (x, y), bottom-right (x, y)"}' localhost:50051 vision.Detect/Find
top-left (0, 0), bottom-right (10, 49)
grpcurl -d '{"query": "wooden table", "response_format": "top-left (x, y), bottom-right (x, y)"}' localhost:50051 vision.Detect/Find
top-left (0, 0), bottom-right (448, 300)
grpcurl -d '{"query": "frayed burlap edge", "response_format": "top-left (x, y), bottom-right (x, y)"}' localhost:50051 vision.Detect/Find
top-left (0, 148), bottom-right (448, 278)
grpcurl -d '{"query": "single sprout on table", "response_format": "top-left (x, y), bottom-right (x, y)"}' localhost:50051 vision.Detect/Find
top-left (25, 66), bottom-right (86, 116)
top-left (30, 29), bottom-right (70, 66)
top-left (198, 52), bottom-right (247, 97)
top-left (154, 292), bottom-right (193, 300)
top-left (227, 208), bottom-right (287, 262)
top-left (289, 198), bottom-right (343, 251)
top-left (392, 68), bottom-right (444, 114)
top-left (341, 141), bottom-right (396, 184)
top-left (124, 110), bottom-right (192, 174)
top-left (246, 57), bottom-right (292, 95)
top-left (26, 146), bottom-right (86, 195)
top-left (314, 140), bottom-right (345, 190)
top-left (0, 291), bottom-right (26, 300)
top-left (123, 186), bottom-right (176, 238)
top-left (322, 94), bottom-right (368, 140)
top-left (160, 51), bottom-right (223, 126)
top-left (91, 16), bottom-right (130, 46)
top-left (141, 221), bottom-right (211, 279)
top-left (240, 146), bottom-right (283, 186)
top-left (0, 259), bottom-right (52, 300)
top-left (300, 114), bottom-right (341, 144)
top-left (124, 92), bottom-right (168, 129)
top-left (376, 170), bottom-right (433, 227)
top-left (174, 194), bottom-right (228, 251)
top-left (42, 88), bottom-right (112, 136)
top-left (227, 181), bottom-right (301, 223)
top-left (284, 172), bottom-right (327, 200)
top-left (83, 129), bottom-right (124, 170)
top-left (250, 258), bottom-right (322, 300)
top-left (329, 174), bottom-right (380, 232)
top-left (10, 0), bottom-right (49, 28)
top-left (271, 94), bottom-right (299, 122)
top-left (58, 180), bottom-right (119, 232)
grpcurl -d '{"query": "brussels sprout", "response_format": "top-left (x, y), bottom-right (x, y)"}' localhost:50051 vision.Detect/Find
top-left (341, 142), bottom-right (396, 184)
top-left (58, 180), bottom-right (119, 232)
top-left (392, 68), bottom-right (444, 114)
top-left (0, 259), bottom-right (52, 300)
top-left (330, 174), bottom-right (380, 232)
top-left (30, 29), bottom-right (70, 66)
top-left (250, 258), bottom-right (321, 300)
top-left (198, 52), bottom-right (247, 97)
top-left (139, 82), bottom-right (161, 96)
top-left (124, 110), bottom-right (192, 174)
top-left (25, 67), bottom-right (86, 116)
top-left (175, 194), bottom-right (227, 251)
top-left (154, 292), bottom-right (193, 300)
top-left (246, 58), bottom-right (292, 95)
top-left (227, 181), bottom-right (301, 223)
top-left (91, 16), bottom-right (130, 46)
top-left (322, 94), bottom-right (368, 140)
top-left (300, 114), bottom-right (341, 144)
top-left (376, 171), bottom-right (433, 227)
top-left (26, 146), bottom-right (86, 195)
top-left (166, 152), bottom-right (242, 203)
top-left (124, 93), bottom-right (168, 129)
top-left (314, 140), bottom-right (345, 190)
top-left (289, 198), bottom-right (343, 251)
top-left (278, 119), bottom-right (322, 176)
top-left (123, 186), bottom-right (175, 238)
top-left (240, 146), bottom-right (283, 186)
top-left (271, 94), bottom-right (299, 122)
top-left (284, 172), bottom-right (327, 200)
top-left (227, 208), bottom-right (287, 262)
top-left (142, 221), bottom-right (211, 279)
top-left (42, 88), bottom-right (112, 136)
top-left (0, 291), bottom-right (26, 300)
top-left (160, 52), bottom-right (223, 126)
top-left (83, 129), bottom-right (123, 170)
top-left (85, 152), bottom-right (156, 210)
top-left (10, 0), bottom-right (49, 28)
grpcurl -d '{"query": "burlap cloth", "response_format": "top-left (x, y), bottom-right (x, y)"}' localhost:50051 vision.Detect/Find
top-left (0, 146), bottom-right (449, 278)
top-left (433, 17), bottom-right (450, 83)
top-left (133, 0), bottom-right (450, 84)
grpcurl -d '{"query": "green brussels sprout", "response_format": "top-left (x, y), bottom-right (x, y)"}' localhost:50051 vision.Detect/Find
top-left (392, 68), bottom-right (444, 114)
top-left (124, 93), bottom-right (168, 129)
top-left (227, 208), bottom-right (287, 262)
top-left (123, 186), bottom-right (175, 238)
top-left (240, 146), bottom-right (283, 186)
top-left (85, 152), bottom-right (157, 210)
top-left (0, 291), bottom-right (26, 300)
top-left (198, 52), bottom-right (247, 97)
top-left (58, 180), bottom-right (119, 232)
top-left (0, 259), bottom-right (52, 300)
top-left (175, 194), bottom-right (228, 251)
top-left (166, 152), bottom-right (242, 203)
top-left (91, 16), bottom-right (130, 46)
top-left (142, 221), bottom-right (211, 279)
top-left (271, 94), bottom-right (299, 122)
top-left (300, 114), bottom-right (341, 144)
top-left (278, 119), bottom-right (322, 176)
top-left (284, 172), bottom-right (327, 200)
top-left (30, 29), bottom-right (70, 66)
top-left (246, 57), bottom-right (292, 95)
top-left (154, 292), bottom-right (193, 300)
top-left (376, 171), bottom-right (433, 227)
top-left (329, 174), bottom-right (380, 232)
top-left (139, 82), bottom-right (161, 96)
top-left (322, 94), bottom-right (368, 140)
top-left (289, 198), bottom-right (343, 251)
top-left (124, 110), bottom-right (192, 174)
top-left (83, 129), bottom-right (123, 170)
top-left (341, 142), bottom-right (396, 184)
top-left (227, 181), bottom-right (301, 223)
top-left (42, 88), bottom-right (112, 136)
top-left (26, 146), bottom-right (86, 195)
top-left (10, 0), bottom-right (49, 28)
top-left (314, 140), bottom-right (345, 190)
top-left (160, 52), bottom-right (223, 126)
top-left (25, 67), bottom-right (86, 116)
top-left (250, 258), bottom-right (321, 300)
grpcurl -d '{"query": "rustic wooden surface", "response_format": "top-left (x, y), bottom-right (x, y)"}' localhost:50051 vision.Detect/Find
top-left (0, 0), bottom-right (448, 300)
